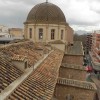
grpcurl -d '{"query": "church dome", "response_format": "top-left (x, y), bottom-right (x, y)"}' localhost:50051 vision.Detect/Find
top-left (25, 2), bottom-right (67, 25)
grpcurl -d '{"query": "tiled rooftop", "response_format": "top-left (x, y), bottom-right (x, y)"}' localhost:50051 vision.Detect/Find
top-left (0, 53), bottom-right (23, 93)
top-left (0, 41), bottom-right (49, 67)
top-left (48, 40), bottom-right (65, 44)
top-left (34, 42), bottom-right (50, 54)
top-left (65, 41), bottom-right (84, 55)
top-left (57, 77), bottom-right (96, 91)
top-left (11, 54), bottom-right (27, 62)
top-left (61, 63), bottom-right (85, 71)
top-left (7, 49), bottom-right (64, 100)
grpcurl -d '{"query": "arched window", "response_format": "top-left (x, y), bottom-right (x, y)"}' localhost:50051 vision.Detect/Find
top-left (61, 30), bottom-right (64, 40)
top-left (39, 28), bottom-right (43, 39)
top-left (29, 28), bottom-right (32, 38)
top-left (51, 29), bottom-right (55, 40)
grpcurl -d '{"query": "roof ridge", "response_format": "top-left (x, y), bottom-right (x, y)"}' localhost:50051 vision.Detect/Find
top-left (6, 50), bottom-right (64, 99)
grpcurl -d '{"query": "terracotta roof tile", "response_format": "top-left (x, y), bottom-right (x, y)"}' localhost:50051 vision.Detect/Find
top-left (0, 53), bottom-right (23, 93)
top-left (0, 41), bottom-right (49, 67)
top-left (48, 40), bottom-right (65, 44)
top-left (7, 50), bottom-right (64, 100)
top-left (11, 54), bottom-right (27, 61)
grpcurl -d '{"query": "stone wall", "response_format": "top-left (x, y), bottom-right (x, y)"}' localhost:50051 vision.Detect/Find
top-left (24, 24), bottom-right (67, 43)
top-left (54, 84), bottom-right (95, 100)
top-left (66, 26), bottom-right (73, 44)
top-left (62, 55), bottom-right (83, 65)
top-left (9, 28), bottom-right (23, 37)
top-left (51, 44), bottom-right (65, 52)
top-left (59, 67), bottom-right (86, 81)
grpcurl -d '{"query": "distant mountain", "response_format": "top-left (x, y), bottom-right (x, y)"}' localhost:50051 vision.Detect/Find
top-left (75, 30), bottom-right (91, 35)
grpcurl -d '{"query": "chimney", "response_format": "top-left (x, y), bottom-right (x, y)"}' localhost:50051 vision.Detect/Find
top-left (11, 54), bottom-right (28, 71)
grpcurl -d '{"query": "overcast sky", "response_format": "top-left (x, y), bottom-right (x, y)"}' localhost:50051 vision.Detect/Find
top-left (0, 0), bottom-right (100, 32)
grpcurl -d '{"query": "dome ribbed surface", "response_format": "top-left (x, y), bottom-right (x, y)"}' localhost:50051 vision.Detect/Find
top-left (25, 2), bottom-right (67, 25)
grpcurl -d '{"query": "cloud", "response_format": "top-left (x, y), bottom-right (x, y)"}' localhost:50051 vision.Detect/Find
top-left (0, 0), bottom-right (100, 32)
top-left (90, 1), bottom-right (100, 14)
top-left (59, 0), bottom-right (100, 31)
top-left (64, 0), bottom-right (100, 24)
top-left (0, 0), bottom-right (33, 27)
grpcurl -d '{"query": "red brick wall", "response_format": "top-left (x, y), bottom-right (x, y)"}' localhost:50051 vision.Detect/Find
top-left (54, 84), bottom-right (95, 100)
top-left (59, 67), bottom-right (86, 81)
top-left (62, 55), bottom-right (83, 65)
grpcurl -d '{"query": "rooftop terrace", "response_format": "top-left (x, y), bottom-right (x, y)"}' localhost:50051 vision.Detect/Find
top-left (61, 63), bottom-right (85, 71)
top-left (65, 41), bottom-right (84, 55)
top-left (57, 77), bottom-right (97, 91)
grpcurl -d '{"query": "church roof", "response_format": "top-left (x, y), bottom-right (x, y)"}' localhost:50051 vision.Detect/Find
top-left (0, 53), bottom-right (23, 93)
top-left (11, 54), bottom-right (27, 62)
top-left (7, 50), bottom-right (64, 100)
top-left (25, 2), bottom-right (67, 25)
top-left (0, 40), bottom-right (97, 99)
top-left (49, 40), bottom-right (65, 44)
top-left (0, 41), bottom-right (44, 67)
